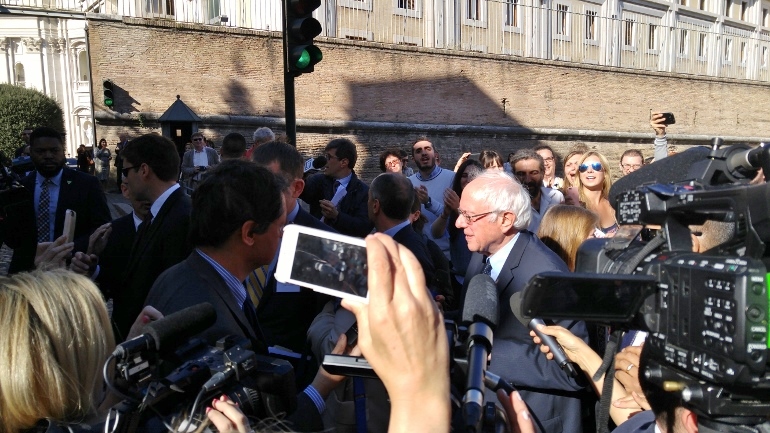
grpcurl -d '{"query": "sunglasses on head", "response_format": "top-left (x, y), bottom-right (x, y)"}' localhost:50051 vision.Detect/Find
top-left (579, 162), bottom-right (603, 172)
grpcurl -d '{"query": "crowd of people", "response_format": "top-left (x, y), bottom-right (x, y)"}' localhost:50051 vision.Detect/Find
top-left (0, 111), bottom-right (746, 433)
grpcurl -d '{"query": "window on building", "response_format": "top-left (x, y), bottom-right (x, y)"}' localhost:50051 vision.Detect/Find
top-left (763, 46), bottom-right (769, 66)
top-left (505, 0), bottom-right (520, 27)
top-left (697, 33), bottom-right (708, 57)
top-left (585, 10), bottom-right (597, 40)
top-left (763, 7), bottom-right (769, 25)
top-left (741, 1), bottom-right (748, 19)
top-left (14, 63), bottom-right (25, 85)
top-left (467, 0), bottom-right (482, 20)
top-left (680, 0), bottom-right (687, 5)
top-left (724, 38), bottom-right (733, 61)
top-left (624, 19), bottom-right (636, 46)
top-left (740, 41), bottom-right (748, 63)
top-left (700, 0), bottom-right (707, 10)
top-left (144, 0), bottom-right (174, 16)
top-left (648, 24), bottom-right (658, 50)
top-left (77, 51), bottom-right (88, 82)
top-left (398, 0), bottom-right (416, 8)
top-left (679, 29), bottom-right (690, 55)
top-left (207, 0), bottom-right (221, 20)
top-left (725, 0), bottom-right (731, 16)
top-left (555, 4), bottom-right (569, 35)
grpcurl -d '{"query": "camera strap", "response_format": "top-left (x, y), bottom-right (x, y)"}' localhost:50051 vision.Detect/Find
top-left (594, 330), bottom-right (622, 433)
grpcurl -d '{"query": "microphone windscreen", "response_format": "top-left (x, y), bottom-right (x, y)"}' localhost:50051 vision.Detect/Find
top-left (312, 155), bottom-right (327, 169)
top-left (609, 146), bottom-right (711, 208)
top-left (462, 274), bottom-right (499, 328)
top-left (508, 291), bottom-right (530, 327)
top-left (145, 302), bottom-right (217, 353)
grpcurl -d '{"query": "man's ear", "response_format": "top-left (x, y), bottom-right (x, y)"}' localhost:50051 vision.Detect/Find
top-left (291, 178), bottom-right (305, 199)
top-left (499, 210), bottom-right (517, 233)
top-left (241, 221), bottom-right (258, 246)
top-left (680, 408), bottom-right (698, 433)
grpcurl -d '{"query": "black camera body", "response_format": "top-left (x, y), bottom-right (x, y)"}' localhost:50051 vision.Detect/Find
top-left (522, 143), bottom-right (770, 422)
top-left (110, 336), bottom-right (296, 432)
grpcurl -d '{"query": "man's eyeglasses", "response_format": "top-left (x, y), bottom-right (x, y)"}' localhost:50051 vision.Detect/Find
top-left (578, 162), bottom-right (603, 173)
top-left (121, 165), bottom-right (141, 178)
top-left (542, 157), bottom-right (554, 163)
top-left (458, 209), bottom-right (496, 225)
top-left (622, 163), bottom-right (642, 170)
top-left (325, 153), bottom-right (339, 160)
top-left (192, 138), bottom-right (204, 142)
top-left (385, 159), bottom-right (401, 167)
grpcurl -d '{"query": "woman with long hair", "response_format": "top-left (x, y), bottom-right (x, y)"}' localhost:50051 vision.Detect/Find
top-left (575, 151), bottom-right (618, 236)
top-left (561, 145), bottom-right (589, 206)
top-left (478, 150), bottom-right (504, 170)
top-left (537, 205), bottom-right (600, 271)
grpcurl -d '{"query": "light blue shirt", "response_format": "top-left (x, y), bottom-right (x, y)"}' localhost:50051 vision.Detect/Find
top-left (34, 169), bottom-right (63, 242)
top-left (149, 183), bottom-right (180, 221)
top-left (336, 172), bottom-right (352, 189)
top-left (196, 249), bottom-right (248, 310)
top-left (382, 219), bottom-right (412, 237)
top-left (487, 232), bottom-right (520, 281)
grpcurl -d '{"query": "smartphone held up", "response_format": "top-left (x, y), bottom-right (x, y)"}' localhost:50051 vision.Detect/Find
top-left (275, 225), bottom-right (369, 303)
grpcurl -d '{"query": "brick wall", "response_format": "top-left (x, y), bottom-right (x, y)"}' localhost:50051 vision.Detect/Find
top-left (88, 18), bottom-right (770, 183)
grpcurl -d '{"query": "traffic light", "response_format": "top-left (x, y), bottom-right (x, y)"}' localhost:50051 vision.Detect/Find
top-left (283, 0), bottom-right (323, 76)
top-left (102, 79), bottom-right (115, 108)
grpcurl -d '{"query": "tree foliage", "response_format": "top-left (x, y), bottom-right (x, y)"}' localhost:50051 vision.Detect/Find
top-left (0, 84), bottom-right (65, 159)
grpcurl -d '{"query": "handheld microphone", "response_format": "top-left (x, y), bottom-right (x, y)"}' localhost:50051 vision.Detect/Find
top-left (509, 292), bottom-right (579, 378)
top-left (461, 274), bottom-right (499, 433)
top-left (303, 155), bottom-right (327, 173)
top-left (113, 303), bottom-right (217, 358)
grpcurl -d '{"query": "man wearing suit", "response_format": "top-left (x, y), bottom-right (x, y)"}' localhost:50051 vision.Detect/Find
top-left (110, 134), bottom-right (192, 340)
top-left (300, 138), bottom-right (373, 238)
top-left (369, 172), bottom-right (435, 288)
top-left (458, 170), bottom-right (587, 433)
top-left (144, 161), bottom-right (329, 431)
top-left (5, 127), bottom-right (111, 274)
top-left (511, 149), bottom-right (564, 233)
top-left (250, 141), bottom-right (335, 356)
top-left (114, 132), bottom-right (129, 190)
top-left (181, 131), bottom-right (220, 191)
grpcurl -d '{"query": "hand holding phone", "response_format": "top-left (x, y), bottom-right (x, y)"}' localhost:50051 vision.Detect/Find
top-left (62, 209), bottom-right (76, 243)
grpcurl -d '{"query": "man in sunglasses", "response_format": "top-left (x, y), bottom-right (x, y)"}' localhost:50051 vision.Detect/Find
top-left (181, 131), bottom-right (220, 192)
top-left (510, 149), bottom-right (564, 233)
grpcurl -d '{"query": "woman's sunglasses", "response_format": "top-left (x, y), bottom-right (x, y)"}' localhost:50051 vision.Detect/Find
top-left (578, 162), bottom-right (603, 172)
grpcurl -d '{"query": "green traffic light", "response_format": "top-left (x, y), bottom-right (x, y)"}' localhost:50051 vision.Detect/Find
top-left (295, 49), bottom-right (311, 69)
top-left (104, 98), bottom-right (114, 107)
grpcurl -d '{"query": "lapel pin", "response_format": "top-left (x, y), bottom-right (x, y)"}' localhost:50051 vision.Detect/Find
top-left (67, 181), bottom-right (72, 185)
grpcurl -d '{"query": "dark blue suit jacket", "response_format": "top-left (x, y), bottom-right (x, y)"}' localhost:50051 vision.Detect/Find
top-left (300, 172), bottom-right (373, 238)
top-left (94, 213), bottom-right (136, 298)
top-left (111, 187), bottom-right (192, 340)
top-left (463, 230), bottom-right (589, 433)
top-left (8, 168), bottom-right (111, 273)
top-left (257, 207), bottom-right (335, 354)
top-left (392, 224), bottom-right (436, 292)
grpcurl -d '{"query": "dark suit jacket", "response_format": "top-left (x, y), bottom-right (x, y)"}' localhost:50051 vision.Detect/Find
top-left (145, 251), bottom-right (266, 353)
top-left (300, 172), bottom-right (373, 238)
top-left (392, 224), bottom-right (436, 292)
top-left (463, 230), bottom-right (589, 433)
top-left (257, 207), bottom-right (334, 353)
top-left (8, 168), bottom-right (111, 273)
top-left (94, 213), bottom-right (136, 298)
top-left (111, 187), bottom-right (192, 340)
top-left (144, 251), bottom-right (323, 432)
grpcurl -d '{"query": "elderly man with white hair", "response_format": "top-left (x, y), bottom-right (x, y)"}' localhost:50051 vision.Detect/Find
top-left (244, 126), bottom-right (276, 159)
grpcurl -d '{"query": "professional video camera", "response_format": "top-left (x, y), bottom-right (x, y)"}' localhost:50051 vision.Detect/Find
top-left (517, 140), bottom-right (770, 431)
top-left (104, 304), bottom-right (296, 433)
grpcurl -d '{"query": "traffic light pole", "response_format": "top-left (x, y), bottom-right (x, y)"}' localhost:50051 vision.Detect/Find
top-left (284, 72), bottom-right (296, 146)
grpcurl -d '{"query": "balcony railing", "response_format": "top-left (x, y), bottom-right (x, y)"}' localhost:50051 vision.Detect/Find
top-left (3, 0), bottom-right (769, 82)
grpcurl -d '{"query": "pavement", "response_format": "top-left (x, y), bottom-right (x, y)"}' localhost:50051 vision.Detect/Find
top-left (0, 190), bottom-right (132, 275)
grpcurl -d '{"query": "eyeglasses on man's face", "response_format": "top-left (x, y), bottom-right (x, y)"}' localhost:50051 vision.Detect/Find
top-left (121, 165), bottom-right (141, 178)
top-left (622, 163), bottom-right (642, 170)
top-left (578, 162), bottom-right (603, 173)
top-left (457, 209), bottom-right (496, 225)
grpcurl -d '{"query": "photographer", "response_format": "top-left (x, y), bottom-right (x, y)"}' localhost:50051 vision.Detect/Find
top-left (181, 132), bottom-right (219, 191)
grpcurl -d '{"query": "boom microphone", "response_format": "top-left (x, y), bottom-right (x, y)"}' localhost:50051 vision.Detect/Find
top-left (113, 303), bottom-right (217, 358)
top-left (509, 292), bottom-right (578, 378)
top-left (461, 274), bottom-right (499, 433)
top-left (303, 155), bottom-right (327, 173)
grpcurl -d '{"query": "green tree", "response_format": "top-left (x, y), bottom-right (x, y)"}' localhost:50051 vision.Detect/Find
top-left (0, 84), bottom-right (65, 159)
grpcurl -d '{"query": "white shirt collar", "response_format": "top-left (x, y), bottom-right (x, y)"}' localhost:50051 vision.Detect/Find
top-left (150, 183), bottom-right (180, 220)
top-left (487, 232), bottom-right (520, 281)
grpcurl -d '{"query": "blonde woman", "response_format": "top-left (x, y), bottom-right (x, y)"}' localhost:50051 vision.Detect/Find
top-left (575, 151), bottom-right (618, 236)
top-left (537, 205), bottom-right (601, 271)
top-left (561, 145), bottom-right (589, 205)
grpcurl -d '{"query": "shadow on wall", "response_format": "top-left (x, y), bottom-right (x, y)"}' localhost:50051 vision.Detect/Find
top-left (344, 75), bottom-right (542, 177)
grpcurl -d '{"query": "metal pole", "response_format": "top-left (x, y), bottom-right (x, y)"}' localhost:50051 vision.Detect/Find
top-left (282, 0), bottom-right (297, 146)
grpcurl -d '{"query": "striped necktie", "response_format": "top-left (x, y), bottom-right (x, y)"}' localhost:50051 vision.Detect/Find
top-left (37, 179), bottom-right (52, 243)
